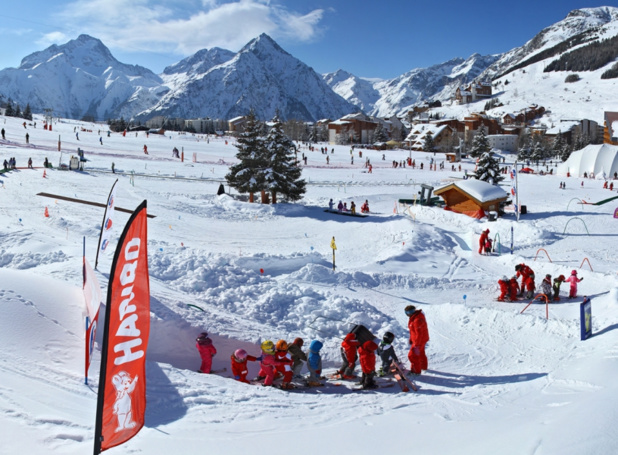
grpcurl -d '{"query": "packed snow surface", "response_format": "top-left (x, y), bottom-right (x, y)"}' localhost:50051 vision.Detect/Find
top-left (1, 114), bottom-right (618, 454)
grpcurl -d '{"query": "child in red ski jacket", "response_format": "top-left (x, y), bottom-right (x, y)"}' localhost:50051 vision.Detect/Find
top-left (230, 349), bottom-right (259, 383)
top-left (337, 333), bottom-right (359, 379)
top-left (405, 305), bottom-right (429, 375)
top-left (497, 276), bottom-right (510, 301)
top-left (196, 333), bottom-right (217, 373)
top-left (508, 277), bottom-right (520, 301)
top-left (274, 340), bottom-right (294, 389)
top-left (358, 339), bottom-right (379, 389)
top-left (256, 340), bottom-right (284, 387)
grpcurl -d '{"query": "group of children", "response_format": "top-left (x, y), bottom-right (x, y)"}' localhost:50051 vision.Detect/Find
top-left (497, 263), bottom-right (584, 302)
top-left (328, 199), bottom-right (370, 215)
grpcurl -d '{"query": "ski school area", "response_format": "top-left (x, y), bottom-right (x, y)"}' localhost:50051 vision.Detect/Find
top-left (1, 113), bottom-right (618, 454)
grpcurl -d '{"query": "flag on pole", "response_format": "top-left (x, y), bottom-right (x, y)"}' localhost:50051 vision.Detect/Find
top-left (95, 179), bottom-right (119, 269)
top-left (83, 256), bottom-right (102, 384)
top-left (93, 201), bottom-right (150, 453)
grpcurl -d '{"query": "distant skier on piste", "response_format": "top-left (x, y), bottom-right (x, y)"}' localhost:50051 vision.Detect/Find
top-left (405, 305), bottom-right (429, 375)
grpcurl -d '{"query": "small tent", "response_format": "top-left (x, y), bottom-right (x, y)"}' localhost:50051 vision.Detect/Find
top-left (558, 144), bottom-right (618, 179)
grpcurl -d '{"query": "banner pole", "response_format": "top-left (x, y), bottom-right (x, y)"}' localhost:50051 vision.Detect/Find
top-left (95, 179), bottom-right (118, 270)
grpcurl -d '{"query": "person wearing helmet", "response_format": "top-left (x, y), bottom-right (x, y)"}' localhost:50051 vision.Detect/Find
top-left (553, 275), bottom-right (566, 301)
top-left (274, 340), bottom-right (294, 389)
top-left (288, 338), bottom-right (307, 378)
top-left (358, 339), bottom-right (379, 389)
top-left (336, 333), bottom-right (360, 379)
top-left (405, 305), bottom-right (429, 375)
top-left (306, 340), bottom-right (324, 387)
top-left (478, 229), bottom-right (490, 254)
top-left (377, 332), bottom-right (399, 377)
top-left (256, 340), bottom-right (282, 386)
top-left (541, 274), bottom-right (552, 297)
top-left (524, 272), bottom-right (536, 299)
top-left (230, 348), bottom-right (260, 383)
top-left (196, 333), bottom-right (217, 374)
top-left (564, 270), bottom-right (583, 299)
top-left (497, 276), bottom-right (510, 301)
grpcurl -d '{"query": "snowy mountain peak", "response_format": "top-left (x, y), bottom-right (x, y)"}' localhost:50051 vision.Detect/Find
top-left (162, 47), bottom-right (236, 76)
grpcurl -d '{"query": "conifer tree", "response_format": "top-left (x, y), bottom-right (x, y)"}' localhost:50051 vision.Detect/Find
top-left (517, 130), bottom-right (532, 162)
top-left (373, 122), bottom-right (388, 143)
top-left (225, 110), bottom-right (266, 203)
top-left (551, 131), bottom-right (566, 160)
top-left (23, 103), bottom-right (33, 121)
top-left (422, 131), bottom-right (435, 154)
top-left (474, 150), bottom-right (504, 185)
top-left (263, 113), bottom-right (306, 203)
top-left (5, 99), bottom-right (14, 117)
top-left (469, 127), bottom-right (490, 158)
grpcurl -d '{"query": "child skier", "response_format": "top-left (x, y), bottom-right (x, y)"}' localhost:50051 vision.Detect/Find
top-left (306, 340), bottom-right (323, 386)
top-left (256, 340), bottom-right (282, 387)
top-left (377, 332), bottom-right (399, 376)
top-left (478, 229), bottom-right (490, 254)
top-left (484, 237), bottom-right (493, 255)
top-left (524, 273), bottom-right (536, 299)
top-left (497, 276), bottom-right (510, 301)
top-left (564, 270), bottom-right (584, 299)
top-left (230, 349), bottom-right (260, 383)
top-left (508, 276), bottom-right (520, 301)
top-left (358, 339), bottom-right (379, 389)
top-left (515, 264), bottom-right (534, 296)
top-left (553, 275), bottom-right (565, 301)
top-left (336, 333), bottom-right (360, 379)
top-left (196, 332), bottom-right (217, 374)
top-left (406, 305), bottom-right (429, 375)
top-left (540, 274), bottom-right (552, 297)
top-left (287, 338), bottom-right (307, 378)
top-left (274, 340), bottom-right (294, 389)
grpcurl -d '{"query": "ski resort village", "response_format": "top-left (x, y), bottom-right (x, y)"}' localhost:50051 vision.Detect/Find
top-left (1, 5), bottom-right (618, 455)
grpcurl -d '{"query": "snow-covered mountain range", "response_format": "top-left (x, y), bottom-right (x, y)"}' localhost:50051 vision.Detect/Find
top-left (0, 7), bottom-right (617, 123)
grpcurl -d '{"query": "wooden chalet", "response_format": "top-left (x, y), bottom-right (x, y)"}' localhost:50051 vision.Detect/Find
top-left (434, 179), bottom-right (508, 219)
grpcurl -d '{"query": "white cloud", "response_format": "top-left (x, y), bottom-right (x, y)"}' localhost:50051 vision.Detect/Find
top-left (49, 0), bottom-right (324, 56)
top-left (37, 31), bottom-right (70, 47)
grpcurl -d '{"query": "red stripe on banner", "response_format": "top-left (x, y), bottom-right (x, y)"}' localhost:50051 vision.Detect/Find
top-left (93, 201), bottom-right (150, 453)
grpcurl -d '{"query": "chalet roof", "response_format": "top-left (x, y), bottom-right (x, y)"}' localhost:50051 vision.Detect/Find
top-left (404, 124), bottom-right (448, 143)
top-left (434, 179), bottom-right (508, 204)
top-left (228, 116), bottom-right (245, 123)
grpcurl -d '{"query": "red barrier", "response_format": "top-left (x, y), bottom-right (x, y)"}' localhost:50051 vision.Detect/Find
top-left (534, 248), bottom-right (552, 263)
top-left (580, 257), bottom-right (593, 271)
top-left (520, 293), bottom-right (550, 319)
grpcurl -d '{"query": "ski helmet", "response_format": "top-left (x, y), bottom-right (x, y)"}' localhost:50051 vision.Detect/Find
top-left (261, 340), bottom-right (275, 354)
top-left (382, 331), bottom-right (395, 344)
top-left (502, 276), bottom-right (509, 282)
top-left (293, 337), bottom-right (304, 347)
top-left (546, 274), bottom-right (551, 279)
top-left (276, 339), bottom-right (288, 351)
top-left (571, 270), bottom-right (577, 275)
top-left (515, 264), bottom-right (521, 271)
top-left (196, 332), bottom-right (210, 345)
top-left (233, 349), bottom-right (247, 361)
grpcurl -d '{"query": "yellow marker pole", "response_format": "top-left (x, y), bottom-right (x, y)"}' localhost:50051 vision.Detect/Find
top-left (330, 236), bottom-right (337, 271)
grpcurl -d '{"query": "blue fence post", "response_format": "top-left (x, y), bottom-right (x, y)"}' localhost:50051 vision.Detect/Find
top-left (580, 297), bottom-right (592, 340)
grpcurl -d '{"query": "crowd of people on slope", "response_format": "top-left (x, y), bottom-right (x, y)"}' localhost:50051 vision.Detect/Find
top-left (195, 305), bottom-right (430, 391)
top-left (328, 198), bottom-right (370, 215)
top-left (497, 263), bottom-right (583, 302)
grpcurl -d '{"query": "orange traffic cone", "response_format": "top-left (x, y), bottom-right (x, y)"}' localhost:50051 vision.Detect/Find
top-left (44, 207), bottom-right (49, 218)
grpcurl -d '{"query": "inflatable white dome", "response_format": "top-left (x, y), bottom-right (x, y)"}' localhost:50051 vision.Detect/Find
top-left (558, 144), bottom-right (618, 179)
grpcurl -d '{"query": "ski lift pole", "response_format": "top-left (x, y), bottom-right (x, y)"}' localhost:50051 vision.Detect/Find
top-left (510, 225), bottom-right (514, 254)
top-left (331, 236), bottom-right (337, 271)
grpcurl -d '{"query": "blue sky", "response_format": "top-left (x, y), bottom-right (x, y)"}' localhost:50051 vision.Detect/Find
top-left (0, 1), bottom-right (615, 79)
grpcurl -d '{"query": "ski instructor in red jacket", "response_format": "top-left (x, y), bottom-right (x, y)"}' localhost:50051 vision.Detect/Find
top-left (405, 305), bottom-right (429, 375)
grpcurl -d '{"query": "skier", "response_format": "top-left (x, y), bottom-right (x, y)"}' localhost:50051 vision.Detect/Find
top-left (497, 276), bottom-right (510, 301)
top-left (256, 340), bottom-right (281, 387)
top-left (540, 274), bottom-right (552, 297)
top-left (287, 338), bottom-right (307, 378)
top-left (1, 128), bottom-right (4, 139)
top-left (515, 264), bottom-right (534, 295)
top-left (479, 229), bottom-right (490, 254)
top-left (508, 276), bottom-right (520, 301)
top-left (360, 200), bottom-right (370, 213)
top-left (196, 332), bottom-right (217, 374)
top-left (336, 332), bottom-right (359, 379)
top-left (26, 133), bottom-right (29, 144)
top-left (350, 201), bottom-right (356, 215)
top-left (337, 200), bottom-right (344, 212)
top-left (328, 198), bottom-right (334, 210)
top-left (377, 332), bottom-right (399, 377)
top-left (274, 340), bottom-right (294, 389)
top-left (230, 349), bottom-right (259, 383)
top-left (343, 202), bottom-right (348, 212)
top-left (405, 305), bottom-right (429, 375)
top-left (553, 275), bottom-right (565, 301)
top-left (27, 157), bottom-right (33, 169)
top-left (306, 340), bottom-right (323, 386)
top-left (143, 145), bottom-right (148, 154)
top-left (524, 273), bottom-right (536, 299)
top-left (358, 339), bottom-right (379, 389)
top-left (484, 237), bottom-right (493, 255)
top-left (564, 270), bottom-right (583, 299)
